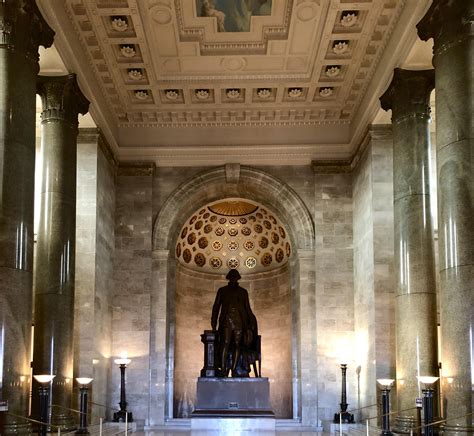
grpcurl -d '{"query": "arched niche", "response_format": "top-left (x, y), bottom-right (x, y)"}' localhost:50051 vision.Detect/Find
top-left (148, 165), bottom-right (317, 426)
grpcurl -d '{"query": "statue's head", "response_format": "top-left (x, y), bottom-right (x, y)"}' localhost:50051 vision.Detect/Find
top-left (226, 268), bottom-right (241, 283)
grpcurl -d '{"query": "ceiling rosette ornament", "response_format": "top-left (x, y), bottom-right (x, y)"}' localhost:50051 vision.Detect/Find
top-left (176, 199), bottom-right (291, 274)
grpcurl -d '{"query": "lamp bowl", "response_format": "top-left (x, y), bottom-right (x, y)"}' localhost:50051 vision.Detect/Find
top-left (76, 377), bottom-right (94, 385)
top-left (34, 374), bottom-right (56, 384)
top-left (114, 358), bottom-right (131, 365)
top-left (417, 376), bottom-right (439, 386)
top-left (377, 378), bottom-right (395, 387)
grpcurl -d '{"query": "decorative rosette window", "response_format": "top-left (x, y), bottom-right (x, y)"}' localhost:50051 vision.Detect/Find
top-left (176, 199), bottom-right (291, 274)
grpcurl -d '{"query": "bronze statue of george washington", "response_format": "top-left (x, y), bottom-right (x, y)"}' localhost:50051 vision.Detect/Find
top-left (211, 269), bottom-right (258, 377)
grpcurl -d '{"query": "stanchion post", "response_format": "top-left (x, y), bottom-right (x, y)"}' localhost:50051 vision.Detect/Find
top-left (0, 399), bottom-right (8, 435)
top-left (125, 410), bottom-right (128, 436)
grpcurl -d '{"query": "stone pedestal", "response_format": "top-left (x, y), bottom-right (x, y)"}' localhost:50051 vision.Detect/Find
top-left (200, 330), bottom-right (218, 377)
top-left (192, 377), bottom-right (274, 417)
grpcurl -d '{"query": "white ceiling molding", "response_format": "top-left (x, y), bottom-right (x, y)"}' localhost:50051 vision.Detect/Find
top-left (36, 0), bottom-right (433, 165)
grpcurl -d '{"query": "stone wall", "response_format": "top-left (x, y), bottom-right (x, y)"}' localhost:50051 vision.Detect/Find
top-left (74, 129), bottom-right (116, 413)
top-left (352, 126), bottom-right (396, 418)
top-left (93, 140), bottom-right (116, 408)
top-left (111, 164), bottom-right (154, 425)
top-left (173, 263), bottom-right (292, 418)
top-left (312, 166), bottom-right (355, 424)
top-left (110, 162), bottom-right (396, 428)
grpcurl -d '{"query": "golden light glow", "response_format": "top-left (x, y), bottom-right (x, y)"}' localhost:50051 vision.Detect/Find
top-left (76, 377), bottom-right (93, 385)
top-left (417, 376), bottom-right (439, 385)
top-left (377, 378), bottom-right (395, 387)
top-left (209, 199), bottom-right (258, 216)
top-left (34, 374), bottom-right (55, 384)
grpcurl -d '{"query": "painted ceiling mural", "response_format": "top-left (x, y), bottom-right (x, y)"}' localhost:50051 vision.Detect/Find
top-left (196, 0), bottom-right (272, 32)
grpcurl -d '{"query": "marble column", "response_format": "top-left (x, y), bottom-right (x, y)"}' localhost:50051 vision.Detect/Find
top-left (33, 74), bottom-right (89, 430)
top-left (418, 1), bottom-right (474, 433)
top-left (380, 69), bottom-right (438, 431)
top-left (0, 1), bottom-right (54, 433)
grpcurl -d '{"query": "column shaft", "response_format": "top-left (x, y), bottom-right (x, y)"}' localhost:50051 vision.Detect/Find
top-left (0, 1), bottom-right (53, 433)
top-left (33, 75), bottom-right (89, 430)
top-left (418, 1), bottom-right (474, 432)
top-left (380, 69), bottom-right (438, 431)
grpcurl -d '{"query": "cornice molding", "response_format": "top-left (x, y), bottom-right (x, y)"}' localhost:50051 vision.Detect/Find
top-left (118, 119), bottom-right (350, 129)
top-left (117, 162), bottom-right (156, 177)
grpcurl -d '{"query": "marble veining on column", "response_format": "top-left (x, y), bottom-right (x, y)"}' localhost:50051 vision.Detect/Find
top-left (33, 74), bottom-right (89, 430)
top-left (0, 1), bottom-right (54, 433)
top-left (417, 2), bottom-right (474, 432)
top-left (380, 68), bottom-right (438, 431)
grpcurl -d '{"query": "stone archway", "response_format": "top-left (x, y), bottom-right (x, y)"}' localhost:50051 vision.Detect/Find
top-left (148, 164), bottom-right (317, 426)
top-left (153, 164), bottom-right (314, 251)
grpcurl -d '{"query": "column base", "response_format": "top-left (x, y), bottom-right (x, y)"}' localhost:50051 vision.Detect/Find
top-left (113, 410), bottom-right (133, 423)
top-left (441, 424), bottom-right (474, 435)
top-left (394, 415), bottom-right (416, 433)
top-left (333, 411), bottom-right (355, 423)
top-left (3, 421), bottom-right (32, 435)
top-left (52, 411), bottom-right (76, 432)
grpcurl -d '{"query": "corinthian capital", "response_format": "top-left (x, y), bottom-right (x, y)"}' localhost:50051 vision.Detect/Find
top-left (379, 68), bottom-right (435, 122)
top-left (417, 0), bottom-right (474, 51)
top-left (0, 0), bottom-right (54, 63)
top-left (37, 74), bottom-right (90, 127)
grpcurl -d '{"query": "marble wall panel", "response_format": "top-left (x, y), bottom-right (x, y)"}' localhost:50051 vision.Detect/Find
top-left (313, 171), bottom-right (355, 427)
top-left (111, 166), bottom-right (154, 425)
top-left (93, 146), bottom-right (115, 410)
top-left (75, 139), bottom-right (98, 381)
top-left (74, 131), bottom-right (116, 420)
top-left (352, 126), bottom-right (396, 419)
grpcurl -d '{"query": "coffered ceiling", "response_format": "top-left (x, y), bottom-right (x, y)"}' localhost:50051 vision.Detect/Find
top-left (37, 0), bottom-right (432, 166)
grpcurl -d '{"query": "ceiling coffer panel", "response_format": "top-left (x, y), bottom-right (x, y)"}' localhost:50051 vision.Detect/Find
top-left (62, 0), bottom-right (405, 129)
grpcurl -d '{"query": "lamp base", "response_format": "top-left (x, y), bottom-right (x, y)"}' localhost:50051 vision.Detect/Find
top-left (75, 429), bottom-right (90, 435)
top-left (334, 411), bottom-right (355, 423)
top-left (113, 410), bottom-right (133, 423)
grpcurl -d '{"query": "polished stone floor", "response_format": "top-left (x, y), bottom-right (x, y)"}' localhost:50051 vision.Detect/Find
top-left (133, 432), bottom-right (326, 435)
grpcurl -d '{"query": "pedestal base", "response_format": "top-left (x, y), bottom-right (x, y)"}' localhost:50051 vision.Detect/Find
top-left (192, 377), bottom-right (274, 417)
top-left (113, 410), bottom-right (133, 423)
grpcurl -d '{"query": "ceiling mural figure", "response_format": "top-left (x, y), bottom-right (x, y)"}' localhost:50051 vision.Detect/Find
top-left (197, 0), bottom-right (272, 32)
